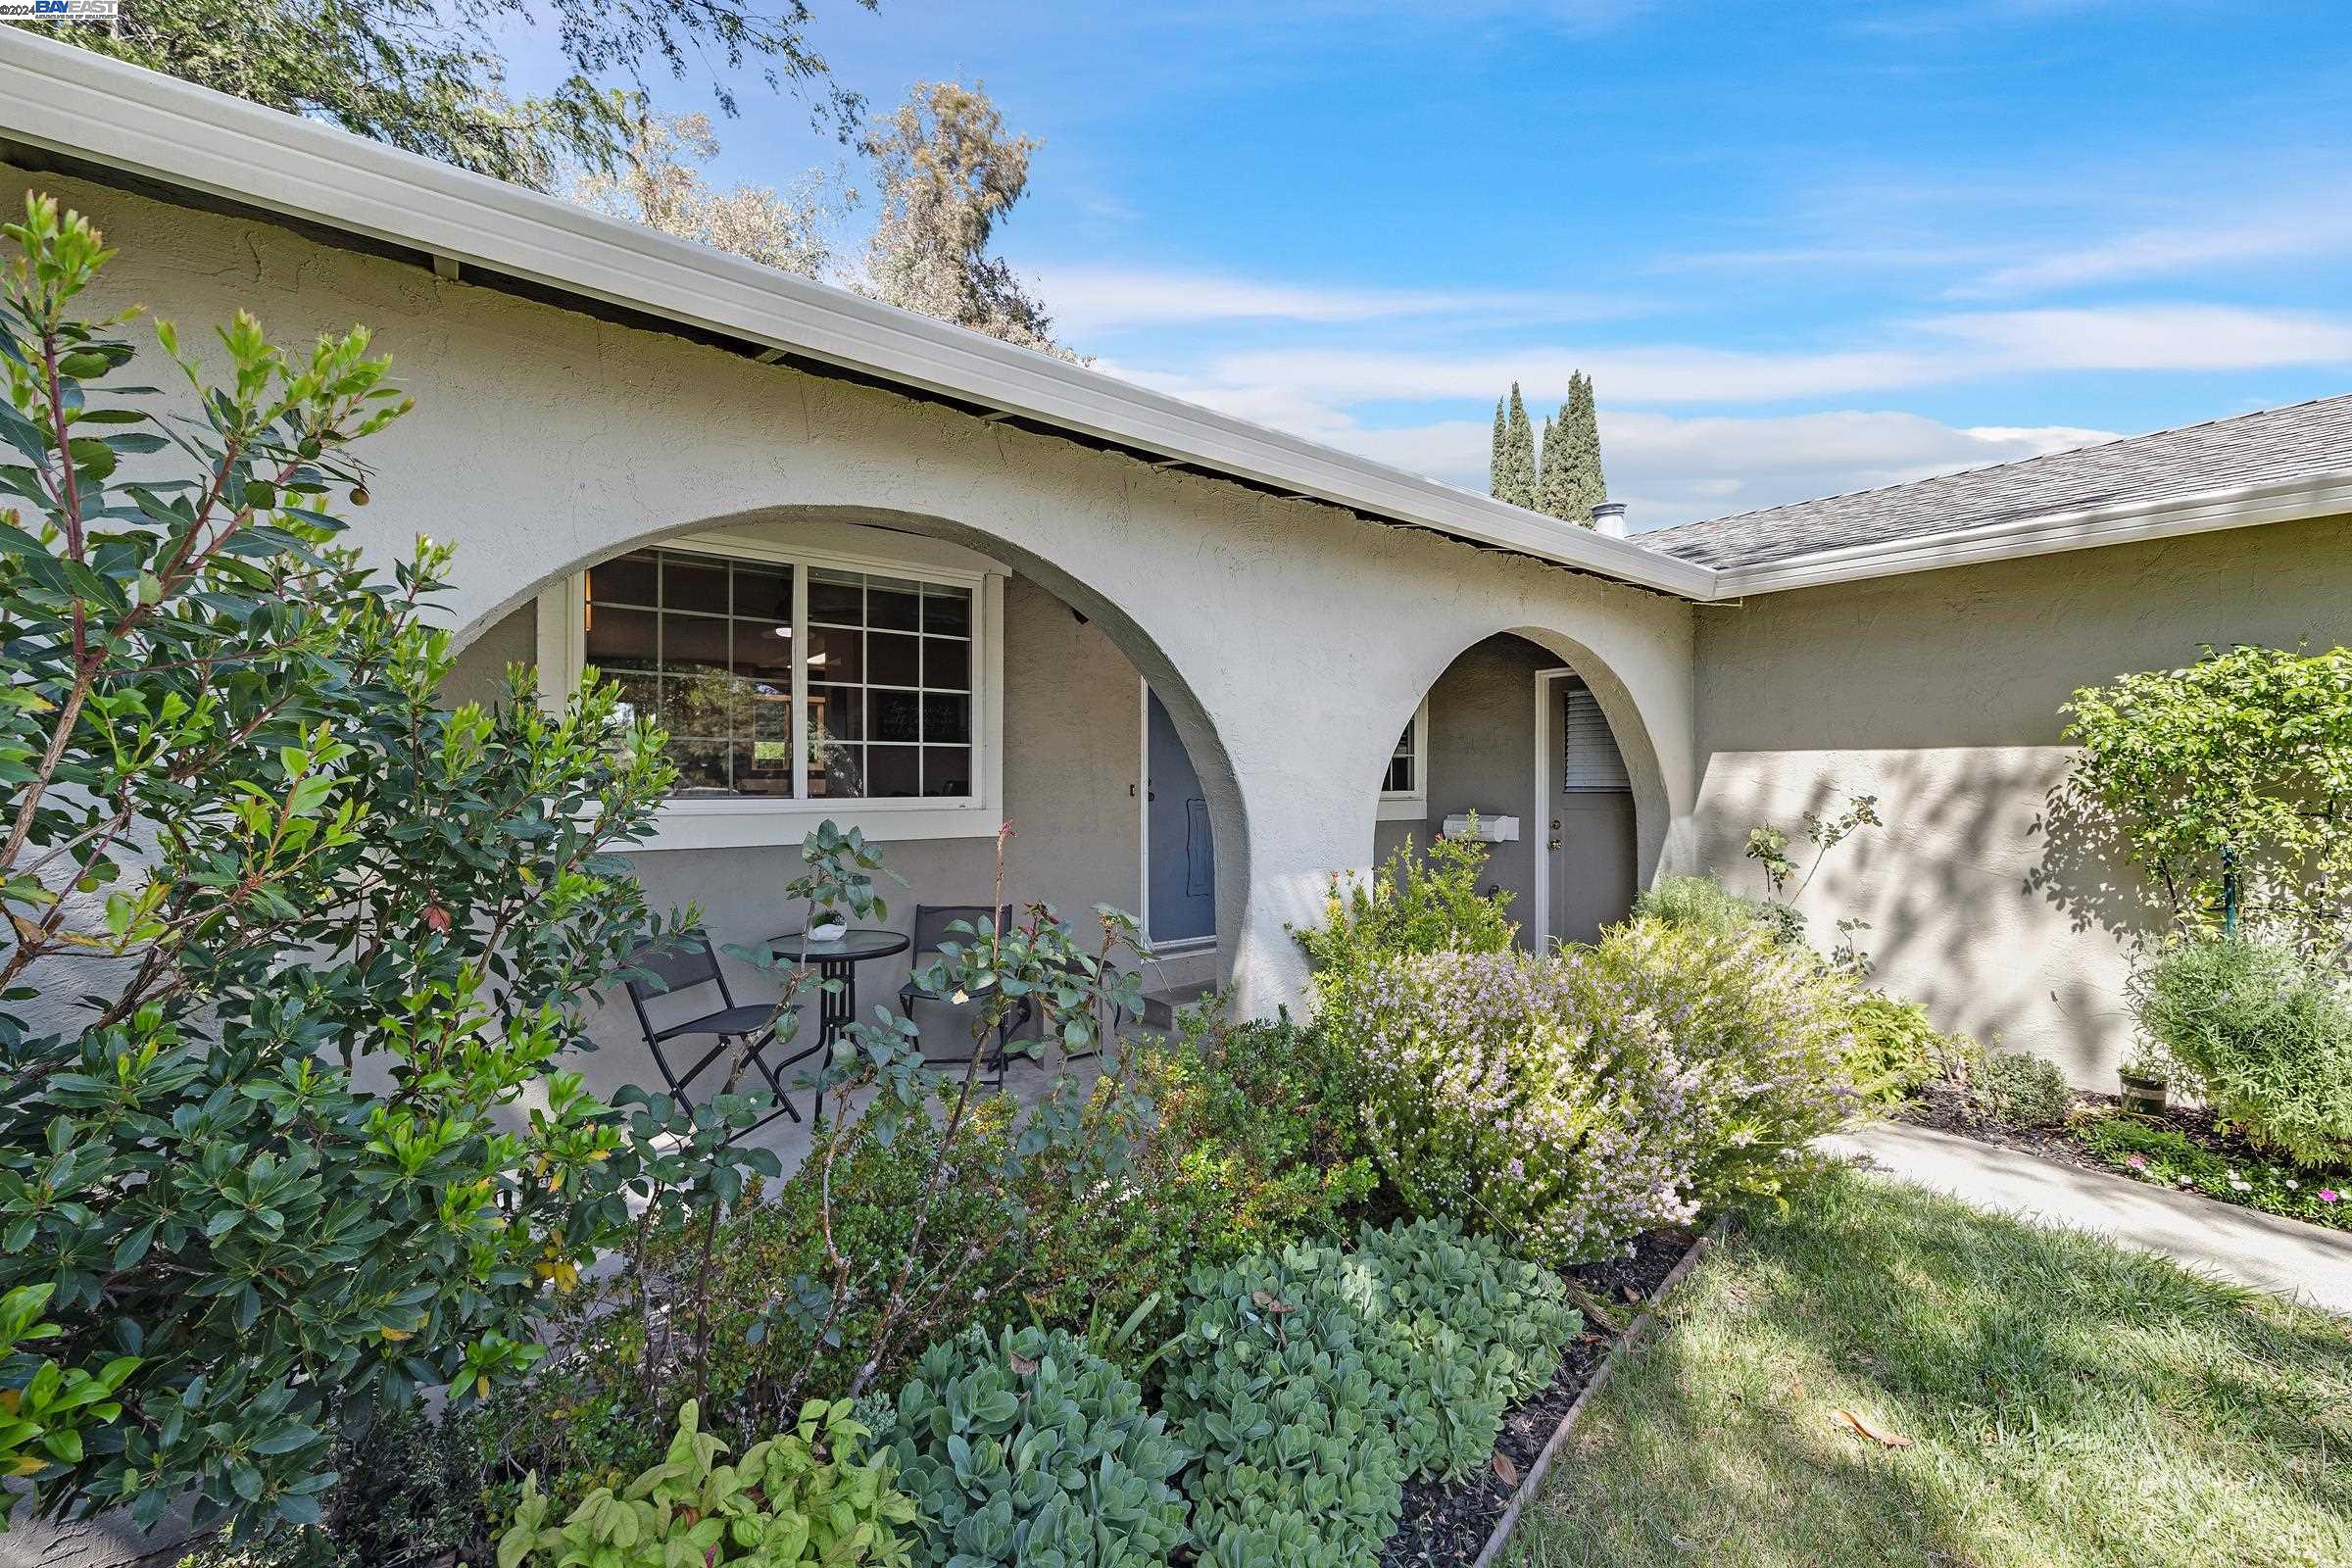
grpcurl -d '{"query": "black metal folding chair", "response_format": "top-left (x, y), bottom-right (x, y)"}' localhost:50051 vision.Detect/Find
top-left (621, 928), bottom-right (821, 1136)
top-left (897, 904), bottom-right (1031, 1085)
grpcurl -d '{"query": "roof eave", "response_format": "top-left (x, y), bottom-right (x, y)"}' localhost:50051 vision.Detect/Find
top-left (1708, 470), bottom-right (2352, 597)
top-left (0, 29), bottom-right (1719, 601)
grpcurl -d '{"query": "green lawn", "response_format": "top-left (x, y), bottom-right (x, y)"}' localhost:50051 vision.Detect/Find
top-left (1509, 1168), bottom-right (2352, 1568)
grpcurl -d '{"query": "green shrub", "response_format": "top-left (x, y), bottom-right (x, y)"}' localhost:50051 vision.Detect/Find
top-left (1163, 1244), bottom-right (1408, 1568)
top-left (1053, 1013), bottom-right (1377, 1319)
top-left (1589, 916), bottom-right (1860, 1217)
top-left (1976, 1050), bottom-right (2075, 1128)
top-left (0, 194), bottom-right (706, 1541)
top-left (866, 1324), bottom-right (1190, 1567)
top-left (2061, 645), bottom-right (2352, 942)
top-left (2137, 937), bottom-right (2352, 1168)
top-left (1352, 1218), bottom-right (1581, 1480)
top-left (492, 1009), bottom-right (1382, 1508)
top-left (1635, 874), bottom-right (1798, 946)
top-left (1842, 994), bottom-right (1943, 1106)
top-left (2081, 1116), bottom-right (2351, 1230)
top-left (1296, 832), bottom-right (1516, 1008)
top-left (496, 1399), bottom-right (915, 1568)
top-left (1336, 947), bottom-right (1695, 1264)
top-left (175, 1401), bottom-right (505, 1568)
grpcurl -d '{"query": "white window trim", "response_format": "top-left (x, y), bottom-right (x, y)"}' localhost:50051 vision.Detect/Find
top-left (537, 528), bottom-right (1006, 851)
top-left (1375, 697), bottom-right (1431, 823)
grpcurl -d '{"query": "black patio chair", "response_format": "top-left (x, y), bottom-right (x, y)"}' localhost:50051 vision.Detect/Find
top-left (898, 904), bottom-right (1031, 1085)
top-left (621, 928), bottom-right (821, 1136)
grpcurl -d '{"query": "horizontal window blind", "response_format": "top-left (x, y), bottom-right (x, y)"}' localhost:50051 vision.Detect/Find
top-left (1562, 679), bottom-right (1631, 792)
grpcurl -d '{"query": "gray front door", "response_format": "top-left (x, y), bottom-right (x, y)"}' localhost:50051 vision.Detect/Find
top-left (1146, 687), bottom-right (1216, 945)
top-left (1547, 677), bottom-right (1637, 947)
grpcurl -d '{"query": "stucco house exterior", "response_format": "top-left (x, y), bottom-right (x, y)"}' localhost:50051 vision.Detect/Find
top-left (4, 29), bottom-right (2348, 1088)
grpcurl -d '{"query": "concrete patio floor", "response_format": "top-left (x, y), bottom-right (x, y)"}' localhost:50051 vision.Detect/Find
top-left (729, 1039), bottom-right (1110, 1173)
top-left (1825, 1119), bottom-right (2352, 1315)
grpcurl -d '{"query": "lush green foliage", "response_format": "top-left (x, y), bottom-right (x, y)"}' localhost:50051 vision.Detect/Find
top-left (1352, 1218), bottom-right (1581, 1480)
top-left (1296, 831), bottom-right (1516, 1004)
top-left (504, 1006), bottom-right (1377, 1507)
top-left (1633, 874), bottom-right (1787, 943)
top-left (866, 1324), bottom-right (1189, 1567)
top-left (0, 1285), bottom-right (136, 1514)
top-left (1840, 993), bottom-right (1943, 1106)
top-left (1163, 1243), bottom-right (1408, 1568)
top-left (1637, 874), bottom-right (1941, 1108)
top-left (569, 1097), bottom-right (1029, 1480)
top-left (2062, 644), bottom-right (2352, 941)
top-left (498, 1398), bottom-right (915, 1568)
top-left (1163, 1217), bottom-right (1587, 1565)
top-left (2137, 936), bottom-right (2352, 1168)
top-left (2082, 1115), bottom-right (2351, 1231)
top-left (0, 196), bottom-right (737, 1539)
top-left (1052, 1012), bottom-right (1376, 1331)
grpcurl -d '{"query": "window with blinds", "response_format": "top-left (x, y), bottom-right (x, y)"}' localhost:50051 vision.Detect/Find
top-left (1561, 679), bottom-right (1631, 792)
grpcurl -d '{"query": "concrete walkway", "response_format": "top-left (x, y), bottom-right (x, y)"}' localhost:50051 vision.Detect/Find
top-left (1823, 1119), bottom-right (2352, 1316)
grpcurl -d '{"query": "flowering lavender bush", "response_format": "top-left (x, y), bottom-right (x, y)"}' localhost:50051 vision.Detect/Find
top-left (1338, 946), bottom-right (1699, 1263)
top-left (1339, 917), bottom-right (1858, 1263)
top-left (1587, 916), bottom-right (1861, 1215)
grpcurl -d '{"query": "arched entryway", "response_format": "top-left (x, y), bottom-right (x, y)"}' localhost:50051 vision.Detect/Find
top-left (447, 503), bottom-right (1251, 1076)
top-left (1370, 628), bottom-right (1665, 951)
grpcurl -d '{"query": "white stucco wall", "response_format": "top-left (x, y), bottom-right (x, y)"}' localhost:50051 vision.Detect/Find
top-left (1688, 514), bottom-right (2352, 1083)
top-left (21, 160), bottom-right (1698, 1018)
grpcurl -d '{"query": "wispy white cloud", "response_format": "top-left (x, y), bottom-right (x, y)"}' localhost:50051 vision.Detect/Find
top-left (1037, 266), bottom-right (1623, 333)
top-left (1952, 205), bottom-right (2352, 297)
top-left (1198, 344), bottom-right (1938, 405)
top-left (1157, 302), bottom-right (2352, 410)
top-left (1917, 304), bottom-right (2352, 370)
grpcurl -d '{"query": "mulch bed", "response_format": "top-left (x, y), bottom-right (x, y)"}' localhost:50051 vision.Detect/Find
top-left (1380, 1225), bottom-right (1703, 1568)
top-left (1897, 1084), bottom-right (2351, 1226)
top-left (1905, 1082), bottom-right (2261, 1178)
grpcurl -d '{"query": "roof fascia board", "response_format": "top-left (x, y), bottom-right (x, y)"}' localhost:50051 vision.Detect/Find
top-left (0, 30), bottom-right (1717, 600)
top-left (1712, 471), bottom-right (2352, 597)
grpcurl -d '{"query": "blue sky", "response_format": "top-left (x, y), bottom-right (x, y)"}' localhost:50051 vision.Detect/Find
top-left (499, 1), bottom-right (2352, 528)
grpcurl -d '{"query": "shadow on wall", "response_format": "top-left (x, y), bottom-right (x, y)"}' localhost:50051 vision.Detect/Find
top-left (1690, 746), bottom-right (2165, 1082)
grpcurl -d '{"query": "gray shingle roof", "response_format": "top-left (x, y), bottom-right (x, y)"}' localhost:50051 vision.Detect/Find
top-left (1641, 393), bottom-right (2352, 570)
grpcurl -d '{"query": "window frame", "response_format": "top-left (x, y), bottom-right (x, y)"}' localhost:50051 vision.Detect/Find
top-left (1376, 697), bottom-right (1431, 822)
top-left (539, 527), bottom-right (1005, 850)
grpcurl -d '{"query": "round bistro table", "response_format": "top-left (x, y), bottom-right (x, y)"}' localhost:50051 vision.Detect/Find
top-left (767, 928), bottom-right (911, 1048)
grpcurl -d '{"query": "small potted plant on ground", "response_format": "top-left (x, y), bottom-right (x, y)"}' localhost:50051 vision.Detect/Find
top-left (2118, 1045), bottom-right (2170, 1116)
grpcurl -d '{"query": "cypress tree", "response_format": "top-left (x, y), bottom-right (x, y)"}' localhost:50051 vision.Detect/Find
top-left (1489, 397), bottom-right (1508, 501)
top-left (1563, 371), bottom-right (1607, 525)
top-left (1501, 382), bottom-right (1538, 508)
top-left (1537, 406), bottom-right (1568, 519)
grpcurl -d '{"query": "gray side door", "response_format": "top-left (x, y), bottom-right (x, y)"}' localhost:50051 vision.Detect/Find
top-left (1146, 687), bottom-right (1216, 945)
top-left (1547, 677), bottom-right (1637, 947)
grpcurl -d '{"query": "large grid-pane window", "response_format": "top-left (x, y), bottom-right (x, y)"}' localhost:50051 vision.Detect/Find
top-left (582, 545), bottom-right (976, 803)
top-left (808, 568), bottom-right (973, 800)
top-left (585, 547), bottom-right (795, 798)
